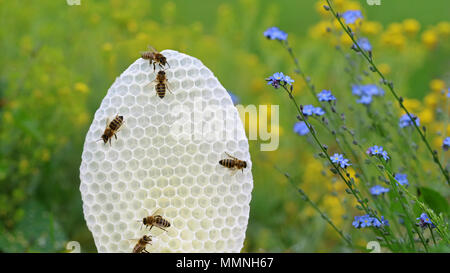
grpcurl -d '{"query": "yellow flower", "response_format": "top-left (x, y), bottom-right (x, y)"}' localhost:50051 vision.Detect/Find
top-left (361, 21), bottom-right (382, 35)
top-left (3, 112), bottom-right (13, 123)
top-left (74, 82), bottom-right (89, 94)
top-left (378, 63), bottom-right (391, 75)
top-left (127, 19), bottom-right (138, 33)
top-left (323, 196), bottom-right (344, 225)
top-left (102, 42), bottom-right (113, 52)
top-left (403, 19), bottom-right (420, 36)
top-left (418, 108), bottom-right (434, 124)
top-left (424, 93), bottom-right (438, 108)
top-left (387, 23), bottom-right (403, 34)
top-left (436, 22), bottom-right (450, 37)
top-left (342, 1), bottom-right (361, 12)
top-left (137, 32), bottom-right (149, 41)
top-left (309, 21), bottom-right (332, 39)
top-left (430, 79), bottom-right (446, 93)
top-left (402, 98), bottom-right (421, 112)
top-left (41, 149), bottom-right (51, 162)
top-left (422, 29), bottom-right (438, 49)
top-left (340, 33), bottom-right (353, 47)
top-left (19, 159), bottom-right (29, 174)
top-left (315, 0), bottom-right (329, 16)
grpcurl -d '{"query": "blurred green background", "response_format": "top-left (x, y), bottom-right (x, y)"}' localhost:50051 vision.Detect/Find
top-left (0, 0), bottom-right (449, 252)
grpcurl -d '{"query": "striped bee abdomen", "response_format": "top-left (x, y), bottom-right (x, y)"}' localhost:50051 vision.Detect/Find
top-left (109, 116), bottom-right (123, 130)
top-left (219, 159), bottom-right (236, 169)
top-left (156, 83), bottom-right (166, 98)
top-left (155, 216), bottom-right (170, 228)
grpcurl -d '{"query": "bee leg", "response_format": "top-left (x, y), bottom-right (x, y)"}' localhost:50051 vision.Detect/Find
top-left (158, 226), bottom-right (169, 232)
top-left (143, 249), bottom-right (150, 253)
top-left (109, 138), bottom-right (112, 146)
top-left (166, 83), bottom-right (173, 94)
top-left (114, 133), bottom-right (117, 140)
top-left (149, 225), bottom-right (153, 231)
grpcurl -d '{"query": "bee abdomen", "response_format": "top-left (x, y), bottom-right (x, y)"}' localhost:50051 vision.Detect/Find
top-left (156, 83), bottom-right (166, 98)
top-left (109, 117), bottom-right (123, 130)
top-left (219, 159), bottom-right (235, 168)
top-left (156, 217), bottom-right (170, 228)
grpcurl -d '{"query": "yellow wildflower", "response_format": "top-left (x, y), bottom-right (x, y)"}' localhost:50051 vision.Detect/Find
top-left (422, 29), bottom-right (438, 49)
top-left (361, 21), bottom-right (382, 35)
top-left (402, 98), bottom-right (421, 112)
top-left (102, 42), bottom-right (113, 52)
top-left (378, 63), bottom-right (391, 75)
top-left (436, 22), bottom-right (450, 37)
top-left (74, 82), bottom-right (89, 94)
top-left (424, 93), bottom-right (438, 108)
top-left (418, 108), bottom-right (434, 124)
top-left (403, 19), bottom-right (420, 36)
top-left (430, 79), bottom-right (445, 93)
top-left (41, 149), bottom-right (51, 162)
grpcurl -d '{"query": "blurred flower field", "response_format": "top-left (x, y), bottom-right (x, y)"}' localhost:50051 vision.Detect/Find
top-left (0, 0), bottom-right (449, 252)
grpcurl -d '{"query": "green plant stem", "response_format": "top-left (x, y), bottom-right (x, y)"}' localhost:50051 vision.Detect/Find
top-left (325, 0), bottom-right (450, 185)
top-left (273, 165), bottom-right (353, 246)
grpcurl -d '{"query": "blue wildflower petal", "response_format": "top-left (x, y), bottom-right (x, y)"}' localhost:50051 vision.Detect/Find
top-left (293, 121), bottom-right (310, 136)
top-left (443, 137), bottom-right (450, 151)
top-left (342, 10), bottom-right (363, 24)
top-left (317, 90), bottom-right (336, 102)
top-left (399, 114), bottom-right (420, 128)
top-left (357, 37), bottom-right (372, 51)
top-left (394, 173), bottom-right (409, 186)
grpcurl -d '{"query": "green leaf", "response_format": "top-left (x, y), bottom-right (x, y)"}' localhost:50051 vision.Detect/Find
top-left (418, 187), bottom-right (449, 215)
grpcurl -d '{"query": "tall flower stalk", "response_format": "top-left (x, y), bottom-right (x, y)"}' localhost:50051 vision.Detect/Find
top-left (324, 0), bottom-right (450, 185)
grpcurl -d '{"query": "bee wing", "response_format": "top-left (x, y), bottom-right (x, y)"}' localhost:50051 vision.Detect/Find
top-left (151, 208), bottom-right (163, 217)
top-left (225, 152), bottom-right (238, 160)
top-left (147, 45), bottom-right (157, 52)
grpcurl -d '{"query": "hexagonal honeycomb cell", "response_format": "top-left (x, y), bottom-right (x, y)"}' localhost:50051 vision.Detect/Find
top-left (79, 50), bottom-right (253, 253)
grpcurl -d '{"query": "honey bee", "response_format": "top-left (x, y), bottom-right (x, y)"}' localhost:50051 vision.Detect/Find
top-left (152, 70), bottom-right (172, 99)
top-left (140, 46), bottom-right (169, 71)
top-left (132, 235), bottom-right (152, 253)
top-left (139, 208), bottom-right (171, 232)
top-left (219, 152), bottom-right (247, 173)
top-left (98, 115), bottom-right (124, 145)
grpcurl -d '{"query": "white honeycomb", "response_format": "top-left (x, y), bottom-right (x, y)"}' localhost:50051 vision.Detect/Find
top-left (79, 50), bottom-right (253, 253)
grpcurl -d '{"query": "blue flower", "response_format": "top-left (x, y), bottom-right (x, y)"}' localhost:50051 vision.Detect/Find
top-left (394, 173), bottom-right (409, 187)
top-left (399, 114), bottom-right (420, 128)
top-left (317, 90), bottom-right (336, 102)
top-left (342, 10), bottom-right (363, 24)
top-left (227, 90), bottom-right (240, 105)
top-left (370, 185), bottom-right (390, 196)
top-left (357, 37), bottom-right (372, 51)
top-left (264, 27), bottom-right (288, 41)
top-left (372, 216), bottom-right (389, 227)
top-left (367, 145), bottom-right (390, 161)
top-left (352, 84), bottom-right (384, 104)
top-left (283, 75), bottom-right (295, 85)
top-left (443, 137), bottom-right (450, 151)
top-left (302, 105), bottom-right (325, 116)
top-left (352, 215), bottom-right (389, 229)
top-left (416, 213), bottom-right (435, 229)
top-left (330, 153), bottom-right (351, 169)
top-left (293, 121), bottom-right (310, 136)
top-left (266, 72), bottom-right (294, 89)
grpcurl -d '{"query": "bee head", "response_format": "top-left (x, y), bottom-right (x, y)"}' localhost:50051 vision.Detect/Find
top-left (158, 70), bottom-right (166, 76)
top-left (118, 115), bottom-right (124, 121)
top-left (143, 235), bottom-right (151, 242)
top-left (142, 217), bottom-right (147, 225)
top-left (157, 54), bottom-right (166, 63)
top-left (243, 161), bottom-right (247, 168)
top-left (101, 134), bottom-right (109, 143)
